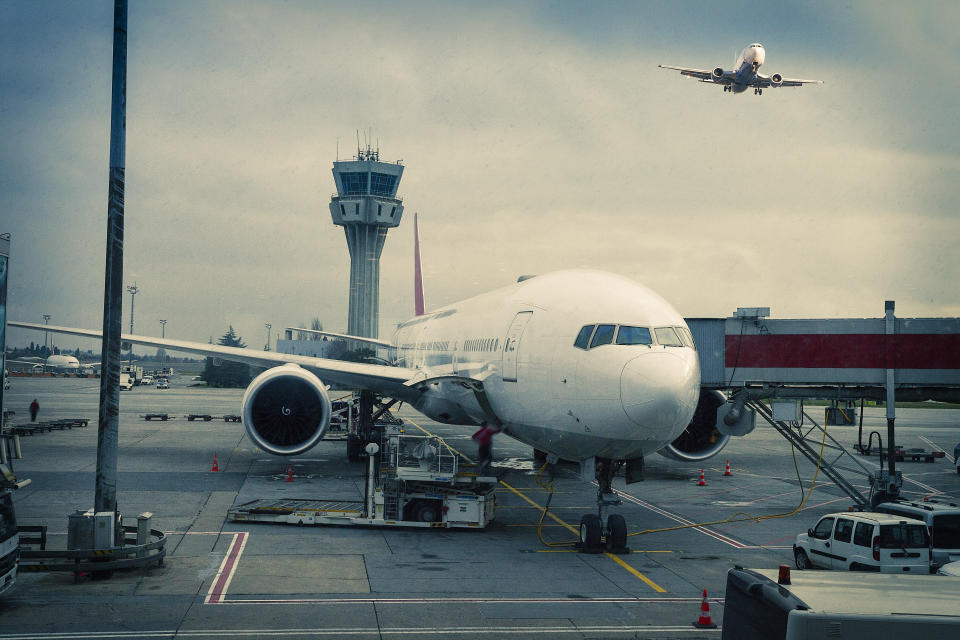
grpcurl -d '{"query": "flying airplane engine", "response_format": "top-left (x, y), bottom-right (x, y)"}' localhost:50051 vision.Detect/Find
top-left (712, 67), bottom-right (725, 79)
top-left (241, 364), bottom-right (332, 456)
top-left (770, 73), bottom-right (783, 87)
top-left (658, 389), bottom-right (730, 462)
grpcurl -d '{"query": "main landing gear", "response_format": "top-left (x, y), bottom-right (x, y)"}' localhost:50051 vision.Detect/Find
top-left (754, 87), bottom-right (763, 95)
top-left (577, 457), bottom-right (629, 554)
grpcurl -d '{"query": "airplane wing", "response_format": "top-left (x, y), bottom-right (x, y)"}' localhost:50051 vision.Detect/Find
top-left (8, 321), bottom-right (422, 401)
top-left (658, 64), bottom-right (722, 82)
top-left (755, 74), bottom-right (824, 88)
top-left (285, 327), bottom-right (394, 350)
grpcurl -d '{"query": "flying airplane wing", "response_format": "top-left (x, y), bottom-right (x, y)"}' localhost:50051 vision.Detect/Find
top-left (755, 74), bottom-right (824, 88)
top-left (8, 321), bottom-right (421, 400)
top-left (658, 64), bottom-right (721, 82)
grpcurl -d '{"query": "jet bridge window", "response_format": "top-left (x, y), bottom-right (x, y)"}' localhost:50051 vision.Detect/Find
top-left (574, 325), bottom-right (595, 350)
top-left (615, 326), bottom-right (652, 345)
top-left (654, 326), bottom-right (684, 347)
top-left (589, 324), bottom-right (616, 348)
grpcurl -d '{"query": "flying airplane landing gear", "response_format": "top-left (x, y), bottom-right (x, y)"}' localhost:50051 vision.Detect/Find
top-left (577, 458), bottom-right (629, 554)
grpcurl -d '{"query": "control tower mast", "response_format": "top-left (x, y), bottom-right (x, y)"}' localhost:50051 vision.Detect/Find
top-left (329, 144), bottom-right (405, 338)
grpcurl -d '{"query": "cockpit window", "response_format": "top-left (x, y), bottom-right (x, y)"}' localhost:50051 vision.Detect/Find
top-left (676, 326), bottom-right (696, 349)
top-left (615, 326), bottom-right (652, 346)
top-left (574, 325), bottom-right (595, 350)
top-left (654, 326), bottom-right (684, 347)
top-left (589, 324), bottom-right (616, 348)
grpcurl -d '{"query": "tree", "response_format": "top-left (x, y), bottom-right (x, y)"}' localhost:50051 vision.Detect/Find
top-left (201, 326), bottom-right (251, 388)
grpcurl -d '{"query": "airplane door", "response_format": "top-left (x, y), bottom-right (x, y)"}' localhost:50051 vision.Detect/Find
top-left (502, 311), bottom-right (533, 382)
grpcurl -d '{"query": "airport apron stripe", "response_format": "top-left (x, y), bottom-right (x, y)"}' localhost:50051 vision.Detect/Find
top-left (725, 334), bottom-right (960, 369)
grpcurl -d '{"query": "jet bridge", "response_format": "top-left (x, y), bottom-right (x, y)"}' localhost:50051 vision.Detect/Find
top-left (685, 302), bottom-right (960, 506)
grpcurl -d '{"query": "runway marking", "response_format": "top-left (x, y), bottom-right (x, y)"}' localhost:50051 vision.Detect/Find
top-left (403, 417), bottom-right (475, 463)
top-left (215, 595), bottom-right (719, 605)
top-left (605, 552), bottom-right (667, 593)
top-left (919, 435), bottom-right (955, 463)
top-left (0, 624), bottom-right (722, 638)
top-left (498, 480), bottom-right (667, 591)
top-left (204, 531), bottom-right (248, 605)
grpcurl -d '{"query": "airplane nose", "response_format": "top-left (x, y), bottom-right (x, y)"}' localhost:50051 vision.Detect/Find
top-left (620, 351), bottom-right (700, 430)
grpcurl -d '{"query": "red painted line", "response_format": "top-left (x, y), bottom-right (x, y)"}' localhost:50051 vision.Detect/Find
top-left (205, 532), bottom-right (247, 605)
top-left (725, 334), bottom-right (960, 369)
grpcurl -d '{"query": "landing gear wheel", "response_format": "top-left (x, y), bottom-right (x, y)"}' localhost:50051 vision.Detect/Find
top-left (794, 548), bottom-right (811, 570)
top-left (346, 435), bottom-right (362, 462)
top-left (606, 514), bottom-right (628, 553)
top-left (579, 514), bottom-right (602, 553)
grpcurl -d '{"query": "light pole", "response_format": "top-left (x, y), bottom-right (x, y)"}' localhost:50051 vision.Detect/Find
top-left (126, 283), bottom-right (139, 365)
top-left (264, 323), bottom-right (272, 351)
top-left (159, 319), bottom-right (167, 374)
top-left (42, 314), bottom-right (51, 353)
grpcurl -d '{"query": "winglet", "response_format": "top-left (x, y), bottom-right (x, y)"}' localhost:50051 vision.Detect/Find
top-left (414, 212), bottom-right (425, 316)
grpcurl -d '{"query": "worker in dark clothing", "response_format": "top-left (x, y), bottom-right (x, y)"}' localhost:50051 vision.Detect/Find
top-left (29, 398), bottom-right (40, 422)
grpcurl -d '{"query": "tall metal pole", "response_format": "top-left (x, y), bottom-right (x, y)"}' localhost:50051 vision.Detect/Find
top-left (126, 283), bottom-right (138, 365)
top-left (884, 300), bottom-right (898, 496)
top-left (264, 323), bottom-right (271, 351)
top-left (42, 314), bottom-right (50, 352)
top-left (95, 0), bottom-right (127, 515)
top-left (159, 319), bottom-right (166, 374)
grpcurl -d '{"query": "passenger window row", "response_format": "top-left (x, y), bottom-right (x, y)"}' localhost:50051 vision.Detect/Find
top-left (574, 323), bottom-right (695, 350)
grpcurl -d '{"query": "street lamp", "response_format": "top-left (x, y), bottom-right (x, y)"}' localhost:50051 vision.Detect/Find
top-left (42, 314), bottom-right (51, 353)
top-left (126, 283), bottom-right (139, 365)
top-left (264, 323), bottom-right (272, 351)
top-left (159, 319), bottom-right (167, 374)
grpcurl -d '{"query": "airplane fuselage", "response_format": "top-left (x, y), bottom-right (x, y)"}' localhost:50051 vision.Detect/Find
top-left (392, 270), bottom-right (701, 462)
top-left (728, 43), bottom-right (765, 93)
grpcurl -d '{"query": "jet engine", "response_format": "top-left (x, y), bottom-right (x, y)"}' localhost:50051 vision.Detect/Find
top-left (658, 389), bottom-right (729, 462)
top-left (241, 364), bottom-right (331, 456)
top-left (712, 67), bottom-right (725, 80)
top-left (770, 73), bottom-right (783, 87)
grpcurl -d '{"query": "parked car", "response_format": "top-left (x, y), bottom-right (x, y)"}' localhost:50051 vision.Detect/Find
top-left (155, 379), bottom-right (169, 389)
top-left (794, 511), bottom-right (931, 573)
top-left (141, 375), bottom-right (153, 385)
top-left (874, 498), bottom-right (960, 570)
top-left (937, 560), bottom-right (960, 576)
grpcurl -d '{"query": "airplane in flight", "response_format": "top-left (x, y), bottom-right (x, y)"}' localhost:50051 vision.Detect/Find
top-left (11, 269), bottom-right (733, 550)
top-left (659, 43), bottom-right (823, 95)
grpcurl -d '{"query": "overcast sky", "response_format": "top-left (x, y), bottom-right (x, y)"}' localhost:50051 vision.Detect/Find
top-left (2, 0), bottom-right (959, 353)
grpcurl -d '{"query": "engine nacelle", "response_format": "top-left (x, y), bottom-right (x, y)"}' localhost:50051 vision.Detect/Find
top-left (241, 364), bottom-right (331, 456)
top-left (712, 67), bottom-right (725, 80)
top-left (658, 389), bottom-right (730, 462)
top-left (770, 73), bottom-right (783, 87)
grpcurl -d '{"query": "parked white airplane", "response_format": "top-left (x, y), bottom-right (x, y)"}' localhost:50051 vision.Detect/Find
top-left (659, 43), bottom-right (823, 95)
top-left (11, 270), bottom-right (732, 546)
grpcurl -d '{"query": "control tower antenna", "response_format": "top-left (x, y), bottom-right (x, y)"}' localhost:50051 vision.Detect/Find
top-left (329, 140), bottom-right (405, 338)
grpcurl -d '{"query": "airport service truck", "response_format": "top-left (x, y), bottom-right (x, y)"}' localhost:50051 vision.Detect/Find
top-left (0, 464), bottom-right (31, 595)
top-left (119, 373), bottom-right (133, 391)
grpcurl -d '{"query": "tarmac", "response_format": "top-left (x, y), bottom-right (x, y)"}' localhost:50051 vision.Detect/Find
top-left (2, 376), bottom-right (959, 638)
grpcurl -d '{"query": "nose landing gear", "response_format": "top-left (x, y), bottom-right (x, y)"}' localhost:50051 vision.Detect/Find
top-left (577, 458), bottom-right (630, 554)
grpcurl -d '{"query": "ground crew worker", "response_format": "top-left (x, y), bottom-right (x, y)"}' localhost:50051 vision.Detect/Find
top-left (471, 424), bottom-right (498, 473)
top-left (29, 398), bottom-right (40, 422)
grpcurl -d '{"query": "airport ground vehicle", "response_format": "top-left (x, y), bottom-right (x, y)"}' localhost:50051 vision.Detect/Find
top-left (118, 373), bottom-right (133, 391)
top-left (793, 511), bottom-right (931, 573)
top-left (141, 375), bottom-right (153, 385)
top-left (0, 489), bottom-right (16, 594)
top-left (874, 498), bottom-right (960, 570)
top-left (155, 379), bottom-right (169, 389)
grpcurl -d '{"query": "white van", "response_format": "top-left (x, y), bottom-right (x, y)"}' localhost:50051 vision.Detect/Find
top-left (794, 511), bottom-right (931, 573)
top-left (875, 498), bottom-right (960, 570)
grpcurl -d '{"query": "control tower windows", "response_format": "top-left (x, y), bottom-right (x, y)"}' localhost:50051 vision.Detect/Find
top-left (340, 172), bottom-right (367, 196)
top-left (654, 327), bottom-right (684, 347)
top-left (574, 325), bottom-right (595, 349)
top-left (616, 326), bottom-right (652, 345)
top-left (370, 173), bottom-right (397, 197)
top-left (590, 324), bottom-right (616, 348)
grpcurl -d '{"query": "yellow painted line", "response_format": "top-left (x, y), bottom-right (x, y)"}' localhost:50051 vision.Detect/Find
top-left (605, 553), bottom-right (667, 593)
top-left (499, 481), bottom-right (579, 535)
top-left (403, 417), bottom-right (475, 464)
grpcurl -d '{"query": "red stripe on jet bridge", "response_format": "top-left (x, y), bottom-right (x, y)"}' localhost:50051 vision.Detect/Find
top-left (725, 334), bottom-right (960, 369)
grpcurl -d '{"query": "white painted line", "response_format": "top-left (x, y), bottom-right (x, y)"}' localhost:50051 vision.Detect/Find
top-left (204, 532), bottom-right (248, 605)
top-left (217, 595), bottom-right (722, 606)
top-left (919, 435), bottom-right (955, 464)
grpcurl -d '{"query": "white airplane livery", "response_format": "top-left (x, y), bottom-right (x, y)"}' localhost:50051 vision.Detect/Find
top-left (659, 43), bottom-right (823, 95)
top-left (11, 270), bottom-right (732, 543)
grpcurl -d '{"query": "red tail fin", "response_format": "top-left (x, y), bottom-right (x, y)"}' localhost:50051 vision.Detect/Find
top-left (414, 212), bottom-right (425, 316)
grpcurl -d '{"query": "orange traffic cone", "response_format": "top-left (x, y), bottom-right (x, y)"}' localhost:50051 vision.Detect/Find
top-left (697, 469), bottom-right (706, 486)
top-left (211, 454), bottom-right (220, 472)
top-left (724, 460), bottom-right (732, 476)
top-left (285, 466), bottom-right (293, 483)
top-left (692, 588), bottom-right (717, 629)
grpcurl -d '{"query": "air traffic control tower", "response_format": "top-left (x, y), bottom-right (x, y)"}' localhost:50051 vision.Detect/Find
top-left (329, 146), bottom-right (405, 338)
